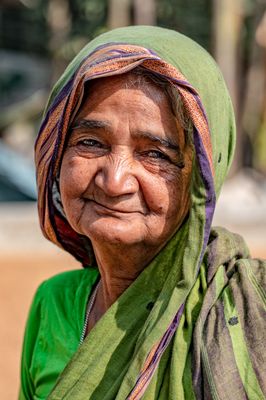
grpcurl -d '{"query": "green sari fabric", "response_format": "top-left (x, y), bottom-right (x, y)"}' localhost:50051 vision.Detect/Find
top-left (19, 269), bottom-right (99, 400)
top-left (19, 228), bottom-right (266, 399)
top-left (21, 26), bottom-right (266, 399)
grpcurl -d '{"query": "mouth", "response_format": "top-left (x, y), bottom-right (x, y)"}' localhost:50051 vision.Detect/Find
top-left (86, 199), bottom-right (143, 215)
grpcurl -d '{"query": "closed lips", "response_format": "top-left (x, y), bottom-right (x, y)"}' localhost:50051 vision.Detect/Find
top-left (87, 199), bottom-right (144, 214)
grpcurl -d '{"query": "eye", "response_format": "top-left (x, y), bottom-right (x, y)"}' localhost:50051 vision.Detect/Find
top-left (78, 138), bottom-right (103, 148)
top-left (140, 149), bottom-right (185, 169)
top-left (144, 150), bottom-right (169, 160)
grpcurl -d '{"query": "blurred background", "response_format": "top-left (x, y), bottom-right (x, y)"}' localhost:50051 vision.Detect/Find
top-left (0, 0), bottom-right (266, 397)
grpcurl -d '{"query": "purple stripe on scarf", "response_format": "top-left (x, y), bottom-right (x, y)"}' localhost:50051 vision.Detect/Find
top-left (80, 42), bottom-right (122, 58)
top-left (82, 41), bottom-right (145, 57)
top-left (85, 41), bottom-right (159, 58)
top-left (35, 78), bottom-right (74, 151)
top-left (51, 77), bottom-right (75, 110)
top-left (149, 303), bottom-right (185, 363)
top-left (144, 72), bottom-right (197, 94)
top-left (81, 59), bottom-right (151, 81)
top-left (37, 123), bottom-right (59, 166)
top-left (87, 52), bottom-right (159, 71)
top-left (194, 94), bottom-right (209, 125)
top-left (78, 42), bottom-right (159, 70)
top-left (166, 76), bottom-right (196, 92)
top-left (126, 304), bottom-right (185, 399)
top-left (110, 49), bottom-right (160, 59)
top-left (49, 93), bottom-right (73, 172)
top-left (193, 126), bottom-right (216, 267)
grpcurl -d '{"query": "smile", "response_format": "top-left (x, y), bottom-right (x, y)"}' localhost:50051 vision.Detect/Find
top-left (87, 199), bottom-right (143, 215)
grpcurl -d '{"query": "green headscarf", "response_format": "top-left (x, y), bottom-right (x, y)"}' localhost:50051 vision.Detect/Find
top-left (34, 26), bottom-right (265, 399)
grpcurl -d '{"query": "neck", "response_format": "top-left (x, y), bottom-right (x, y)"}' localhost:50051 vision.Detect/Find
top-left (94, 241), bottom-right (159, 308)
top-left (87, 241), bottom-right (160, 326)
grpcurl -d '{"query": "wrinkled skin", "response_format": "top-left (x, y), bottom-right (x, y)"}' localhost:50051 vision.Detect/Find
top-left (60, 73), bottom-right (193, 327)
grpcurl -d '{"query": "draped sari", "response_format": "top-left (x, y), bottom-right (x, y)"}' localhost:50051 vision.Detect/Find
top-left (24, 26), bottom-right (266, 399)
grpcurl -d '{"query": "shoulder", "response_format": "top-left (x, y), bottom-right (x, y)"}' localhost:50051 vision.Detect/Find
top-left (197, 230), bottom-right (266, 397)
top-left (207, 226), bottom-right (265, 291)
top-left (23, 267), bottom-right (99, 338)
top-left (204, 226), bottom-right (265, 329)
top-left (20, 268), bottom-right (99, 400)
top-left (39, 268), bottom-right (94, 289)
top-left (26, 267), bottom-right (99, 341)
top-left (36, 267), bottom-right (98, 301)
top-left (241, 257), bottom-right (266, 292)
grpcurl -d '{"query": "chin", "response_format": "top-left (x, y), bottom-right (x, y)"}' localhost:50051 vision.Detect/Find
top-left (82, 219), bottom-right (148, 247)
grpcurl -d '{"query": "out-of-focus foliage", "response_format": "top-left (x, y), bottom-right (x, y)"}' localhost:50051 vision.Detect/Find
top-left (0, 0), bottom-right (212, 56)
top-left (0, 1), bottom-right (49, 54)
top-left (156, 0), bottom-right (212, 50)
top-left (70, 0), bottom-right (108, 39)
top-left (0, 0), bottom-right (108, 58)
top-left (58, 0), bottom-right (108, 63)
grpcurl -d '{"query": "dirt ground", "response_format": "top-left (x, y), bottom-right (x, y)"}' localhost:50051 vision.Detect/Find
top-left (1, 183), bottom-right (265, 399)
top-left (0, 252), bottom-right (79, 399)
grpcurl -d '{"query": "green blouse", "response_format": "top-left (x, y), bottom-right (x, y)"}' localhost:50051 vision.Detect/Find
top-left (19, 268), bottom-right (99, 400)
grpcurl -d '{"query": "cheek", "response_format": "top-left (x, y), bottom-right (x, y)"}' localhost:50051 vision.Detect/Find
top-left (59, 155), bottom-right (92, 232)
top-left (60, 155), bottom-right (93, 201)
top-left (59, 156), bottom-right (94, 226)
top-left (167, 176), bottom-right (186, 213)
top-left (153, 166), bottom-right (191, 222)
top-left (141, 170), bottom-right (183, 215)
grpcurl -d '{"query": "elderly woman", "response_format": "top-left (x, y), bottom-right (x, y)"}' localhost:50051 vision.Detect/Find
top-left (19, 26), bottom-right (265, 400)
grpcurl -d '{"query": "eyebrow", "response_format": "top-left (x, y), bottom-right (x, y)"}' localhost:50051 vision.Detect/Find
top-left (71, 119), bottom-right (111, 130)
top-left (133, 131), bottom-right (180, 152)
top-left (71, 119), bottom-right (180, 152)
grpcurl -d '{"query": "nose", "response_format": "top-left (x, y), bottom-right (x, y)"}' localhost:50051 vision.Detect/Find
top-left (94, 153), bottom-right (139, 197)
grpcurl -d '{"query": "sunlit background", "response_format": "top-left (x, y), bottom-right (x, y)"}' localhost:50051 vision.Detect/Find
top-left (1, 0), bottom-right (266, 397)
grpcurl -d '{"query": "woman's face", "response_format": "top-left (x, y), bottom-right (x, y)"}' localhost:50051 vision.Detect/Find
top-left (60, 73), bottom-right (193, 250)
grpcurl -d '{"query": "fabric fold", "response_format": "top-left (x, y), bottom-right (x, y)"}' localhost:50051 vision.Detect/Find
top-left (31, 26), bottom-right (266, 399)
